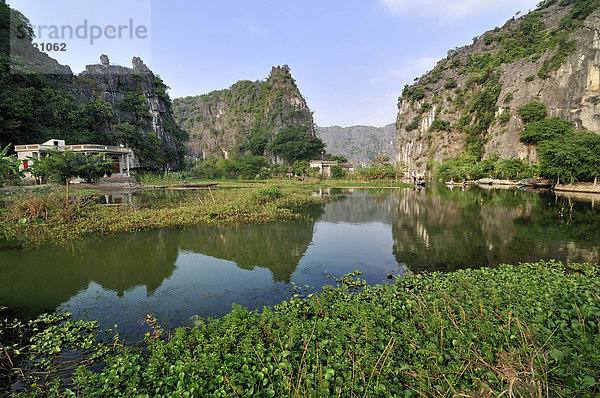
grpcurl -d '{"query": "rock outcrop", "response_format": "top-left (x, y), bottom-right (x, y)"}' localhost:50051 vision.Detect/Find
top-left (75, 56), bottom-right (187, 169)
top-left (395, 1), bottom-right (600, 177)
top-left (1, 2), bottom-right (186, 169)
top-left (172, 66), bottom-right (314, 160)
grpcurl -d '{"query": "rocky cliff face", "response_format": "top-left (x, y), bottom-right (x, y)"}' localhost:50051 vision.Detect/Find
top-left (395, 0), bottom-right (600, 177)
top-left (172, 66), bottom-right (314, 160)
top-left (1, 1), bottom-right (186, 169)
top-left (316, 124), bottom-right (395, 167)
top-left (74, 56), bottom-right (187, 169)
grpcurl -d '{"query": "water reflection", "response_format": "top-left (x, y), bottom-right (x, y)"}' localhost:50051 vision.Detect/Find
top-left (392, 185), bottom-right (599, 273)
top-left (0, 221), bottom-right (316, 317)
top-left (1, 185), bottom-right (600, 340)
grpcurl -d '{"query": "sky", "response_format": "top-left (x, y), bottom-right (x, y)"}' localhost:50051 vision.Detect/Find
top-left (9, 0), bottom-right (540, 127)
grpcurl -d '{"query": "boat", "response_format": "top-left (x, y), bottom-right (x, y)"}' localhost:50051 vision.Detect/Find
top-left (533, 179), bottom-right (553, 188)
top-left (445, 181), bottom-right (466, 186)
top-left (517, 178), bottom-right (552, 188)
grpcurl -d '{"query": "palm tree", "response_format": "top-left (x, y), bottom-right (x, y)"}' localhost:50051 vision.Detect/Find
top-left (373, 153), bottom-right (389, 167)
top-left (0, 144), bottom-right (22, 185)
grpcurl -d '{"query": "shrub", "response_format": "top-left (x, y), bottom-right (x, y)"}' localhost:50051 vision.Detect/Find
top-left (405, 117), bottom-right (420, 132)
top-left (444, 78), bottom-right (458, 89)
top-left (355, 165), bottom-right (396, 180)
top-left (32, 151), bottom-right (115, 184)
top-left (495, 157), bottom-right (537, 180)
top-left (498, 109), bottom-right (511, 124)
top-left (518, 101), bottom-right (547, 124)
top-left (329, 165), bottom-right (346, 179)
top-left (253, 186), bottom-right (282, 203)
top-left (429, 119), bottom-right (451, 132)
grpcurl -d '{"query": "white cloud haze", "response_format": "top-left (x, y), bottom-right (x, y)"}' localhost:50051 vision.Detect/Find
top-left (379, 0), bottom-right (540, 20)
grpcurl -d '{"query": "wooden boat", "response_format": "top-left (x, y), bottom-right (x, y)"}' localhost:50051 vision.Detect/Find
top-left (533, 179), bottom-right (553, 188)
top-left (517, 178), bottom-right (552, 188)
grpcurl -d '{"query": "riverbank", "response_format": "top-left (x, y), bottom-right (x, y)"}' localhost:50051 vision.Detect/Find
top-left (555, 182), bottom-right (600, 194)
top-left (0, 184), bottom-right (325, 246)
top-left (3, 261), bottom-right (598, 397)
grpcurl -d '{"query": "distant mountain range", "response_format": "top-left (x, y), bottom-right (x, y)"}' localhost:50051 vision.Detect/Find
top-left (316, 124), bottom-right (396, 167)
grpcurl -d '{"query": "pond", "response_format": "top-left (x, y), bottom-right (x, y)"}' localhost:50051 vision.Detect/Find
top-left (1, 185), bottom-right (599, 341)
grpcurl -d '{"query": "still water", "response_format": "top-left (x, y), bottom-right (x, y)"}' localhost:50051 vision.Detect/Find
top-left (1, 185), bottom-right (599, 340)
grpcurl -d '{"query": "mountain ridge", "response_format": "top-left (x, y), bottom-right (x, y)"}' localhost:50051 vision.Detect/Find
top-left (316, 124), bottom-right (395, 167)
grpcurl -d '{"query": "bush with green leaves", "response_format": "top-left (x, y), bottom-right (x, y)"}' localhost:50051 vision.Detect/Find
top-left (191, 159), bottom-right (223, 179)
top-left (519, 117), bottom-right (573, 144)
top-left (355, 164), bottom-right (397, 181)
top-left (0, 144), bottom-right (22, 186)
top-left (329, 165), bottom-right (346, 179)
top-left (292, 160), bottom-right (309, 176)
top-left (429, 119), bottom-right (451, 132)
top-left (495, 157), bottom-right (539, 180)
top-left (436, 153), bottom-right (538, 181)
top-left (518, 101), bottom-right (548, 124)
top-left (444, 77), bottom-right (457, 89)
top-left (31, 150), bottom-right (115, 184)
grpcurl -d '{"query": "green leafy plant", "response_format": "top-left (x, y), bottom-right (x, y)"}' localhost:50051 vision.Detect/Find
top-left (518, 101), bottom-right (548, 123)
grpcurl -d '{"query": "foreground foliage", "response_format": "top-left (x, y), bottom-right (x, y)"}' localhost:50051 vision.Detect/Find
top-left (3, 262), bottom-right (599, 396)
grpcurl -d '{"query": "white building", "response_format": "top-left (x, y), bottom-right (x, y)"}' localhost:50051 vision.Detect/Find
top-left (309, 160), bottom-right (354, 177)
top-left (15, 139), bottom-right (136, 177)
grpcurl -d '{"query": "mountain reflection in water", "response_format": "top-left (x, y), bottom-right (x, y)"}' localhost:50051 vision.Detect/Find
top-left (1, 186), bottom-right (599, 339)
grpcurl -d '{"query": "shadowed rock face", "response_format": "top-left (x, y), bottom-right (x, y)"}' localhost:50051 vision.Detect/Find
top-left (395, 2), bottom-right (600, 177)
top-left (172, 66), bottom-right (314, 161)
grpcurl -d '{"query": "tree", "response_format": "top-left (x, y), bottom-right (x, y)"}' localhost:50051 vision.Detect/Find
top-left (269, 124), bottom-right (325, 164)
top-left (34, 150), bottom-right (115, 184)
top-left (372, 153), bottom-right (389, 167)
top-left (0, 144), bottom-right (22, 186)
top-left (292, 160), bottom-right (309, 176)
top-left (330, 165), bottom-right (346, 179)
top-left (519, 117), bottom-right (573, 144)
top-left (539, 132), bottom-right (600, 183)
top-left (326, 154), bottom-right (348, 163)
top-left (235, 155), bottom-right (269, 179)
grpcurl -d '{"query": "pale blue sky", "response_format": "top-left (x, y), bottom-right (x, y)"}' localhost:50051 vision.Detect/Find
top-left (10, 0), bottom-right (540, 127)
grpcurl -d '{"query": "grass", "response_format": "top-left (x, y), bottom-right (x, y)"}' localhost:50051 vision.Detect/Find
top-left (3, 261), bottom-right (599, 397)
top-left (0, 178), bottom-right (412, 246)
top-left (0, 184), bottom-right (325, 246)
